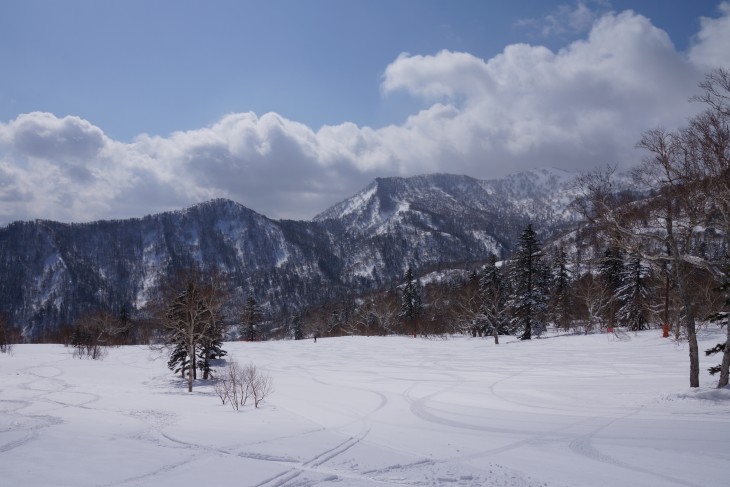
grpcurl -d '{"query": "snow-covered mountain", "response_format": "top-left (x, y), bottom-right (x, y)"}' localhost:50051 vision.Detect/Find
top-left (317, 168), bottom-right (579, 232)
top-left (0, 169), bottom-right (582, 338)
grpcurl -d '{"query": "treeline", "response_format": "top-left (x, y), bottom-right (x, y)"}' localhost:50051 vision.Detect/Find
top-left (286, 224), bottom-right (722, 343)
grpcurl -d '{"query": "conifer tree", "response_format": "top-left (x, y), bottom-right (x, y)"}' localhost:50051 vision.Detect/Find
top-left (599, 247), bottom-right (624, 328)
top-left (478, 254), bottom-right (507, 343)
top-left (617, 252), bottom-right (652, 331)
top-left (240, 295), bottom-right (262, 342)
top-left (291, 313), bottom-right (305, 340)
top-left (167, 341), bottom-right (189, 378)
top-left (162, 268), bottom-right (226, 392)
top-left (508, 224), bottom-right (548, 340)
top-left (550, 247), bottom-right (573, 331)
top-left (400, 267), bottom-right (423, 336)
top-left (197, 320), bottom-right (227, 379)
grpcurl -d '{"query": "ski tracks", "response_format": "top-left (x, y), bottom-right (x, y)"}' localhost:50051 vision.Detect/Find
top-left (252, 425), bottom-right (371, 487)
top-left (0, 362), bottom-right (72, 455)
top-left (566, 412), bottom-right (705, 487)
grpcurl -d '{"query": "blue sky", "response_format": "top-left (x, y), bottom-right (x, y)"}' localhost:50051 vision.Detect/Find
top-left (1, 0), bottom-right (729, 223)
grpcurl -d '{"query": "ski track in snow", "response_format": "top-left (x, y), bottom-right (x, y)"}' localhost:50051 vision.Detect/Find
top-left (2, 333), bottom-right (730, 486)
top-left (0, 359), bottom-right (71, 454)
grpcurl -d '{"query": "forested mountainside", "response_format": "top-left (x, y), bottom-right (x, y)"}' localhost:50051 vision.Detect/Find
top-left (0, 169), bottom-right (580, 338)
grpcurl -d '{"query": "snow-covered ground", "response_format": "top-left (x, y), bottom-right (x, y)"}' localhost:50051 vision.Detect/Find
top-left (2, 329), bottom-right (729, 487)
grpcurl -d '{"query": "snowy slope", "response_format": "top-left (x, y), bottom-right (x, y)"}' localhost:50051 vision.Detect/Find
top-left (1, 329), bottom-right (728, 486)
top-left (311, 170), bottom-right (584, 284)
top-left (315, 169), bottom-right (580, 233)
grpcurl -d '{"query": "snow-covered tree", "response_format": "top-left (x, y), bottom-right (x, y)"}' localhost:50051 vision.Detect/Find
top-left (400, 267), bottom-right (422, 336)
top-left (598, 246), bottom-right (624, 328)
top-left (549, 247), bottom-right (573, 331)
top-left (617, 252), bottom-right (653, 331)
top-left (478, 254), bottom-right (507, 344)
top-left (508, 224), bottom-right (548, 340)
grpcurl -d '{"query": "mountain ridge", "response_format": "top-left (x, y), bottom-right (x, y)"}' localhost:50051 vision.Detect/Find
top-left (0, 169), bottom-right (583, 338)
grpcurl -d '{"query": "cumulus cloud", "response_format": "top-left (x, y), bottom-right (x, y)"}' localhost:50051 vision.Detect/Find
top-left (689, 2), bottom-right (730, 69)
top-left (0, 5), bottom-right (729, 225)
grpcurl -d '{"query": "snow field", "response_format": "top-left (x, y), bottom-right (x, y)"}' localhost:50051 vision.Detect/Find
top-left (1, 329), bottom-right (729, 486)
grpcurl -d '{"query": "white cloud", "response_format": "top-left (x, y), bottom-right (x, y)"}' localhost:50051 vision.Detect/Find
top-left (0, 6), bottom-right (729, 225)
top-left (689, 2), bottom-right (730, 69)
top-left (515, 0), bottom-right (611, 37)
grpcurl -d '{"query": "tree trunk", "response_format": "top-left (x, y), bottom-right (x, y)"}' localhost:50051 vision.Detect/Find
top-left (188, 338), bottom-right (195, 393)
top-left (687, 320), bottom-right (700, 388)
top-left (493, 326), bottom-right (499, 345)
top-left (676, 262), bottom-right (700, 388)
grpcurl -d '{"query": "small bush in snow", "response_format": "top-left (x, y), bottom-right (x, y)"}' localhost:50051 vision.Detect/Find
top-left (214, 360), bottom-right (273, 410)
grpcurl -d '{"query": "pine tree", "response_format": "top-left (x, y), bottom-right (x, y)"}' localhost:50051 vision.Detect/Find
top-left (599, 247), bottom-right (624, 328)
top-left (478, 254), bottom-right (507, 344)
top-left (167, 341), bottom-right (189, 378)
top-left (197, 320), bottom-right (227, 379)
top-left (291, 313), bottom-right (305, 340)
top-left (508, 224), bottom-right (548, 340)
top-left (550, 247), bottom-right (573, 331)
top-left (617, 252), bottom-right (652, 331)
top-left (162, 269), bottom-right (226, 392)
top-left (240, 295), bottom-right (262, 342)
top-left (400, 267), bottom-right (422, 336)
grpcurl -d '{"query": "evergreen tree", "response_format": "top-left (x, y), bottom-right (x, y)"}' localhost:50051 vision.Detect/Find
top-left (162, 269), bottom-right (226, 392)
top-left (478, 254), bottom-right (507, 343)
top-left (508, 224), bottom-right (548, 340)
top-left (617, 252), bottom-right (652, 331)
top-left (167, 341), bottom-right (189, 378)
top-left (400, 267), bottom-right (423, 336)
top-left (599, 247), bottom-right (624, 328)
top-left (240, 295), bottom-right (262, 342)
top-left (550, 247), bottom-right (573, 331)
top-left (165, 286), bottom-right (203, 381)
top-left (291, 313), bottom-right (305, 340)
top-left (197, 320), bottom-right (227, 379)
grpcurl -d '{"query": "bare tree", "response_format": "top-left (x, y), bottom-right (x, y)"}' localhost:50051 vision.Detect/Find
top-left (71, 310), bottom-right (126, 359)
top-left (452, 276), bottom-right (482, 337)
top-left (354, 292), bottom-right (401, 336)
top-left (214, 360), bottom-right (251, 410)
top-left (214, 360), bottom-right (272, 410)
top-left (572, 271), bottom-right (610, 334)
top-left (245, 364), bottom-right (274, 408)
